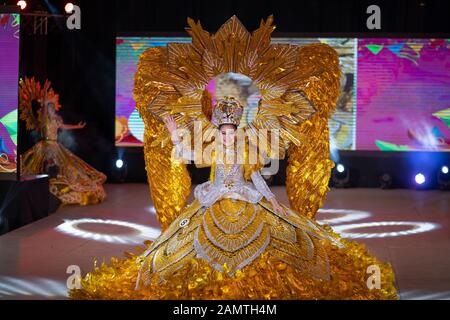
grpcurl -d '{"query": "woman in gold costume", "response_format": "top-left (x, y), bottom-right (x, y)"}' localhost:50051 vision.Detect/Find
top-left (70, 16), bottom-right (397, 299)
top-left (20, 77), bottom-right (106, 205)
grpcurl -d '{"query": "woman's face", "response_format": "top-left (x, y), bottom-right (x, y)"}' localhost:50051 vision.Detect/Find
top-left (219, 124), bottom-right (236, 147)
top-left (46, 103), bottom-right (56, 116)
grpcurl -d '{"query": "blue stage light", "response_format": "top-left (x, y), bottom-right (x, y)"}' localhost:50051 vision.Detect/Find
top-left (415, 173), bottom-right (426, 185)
top-left (336, 163), bottom-right (345, 173)
top-left (115, 159), bottom-right (124, 169)
top-left (441, 166), bottom-right (449, 174)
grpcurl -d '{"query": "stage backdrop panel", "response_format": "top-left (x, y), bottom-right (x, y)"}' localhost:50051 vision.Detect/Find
top-left (115, 36), bottom-right (450, 152)
top-left (0, 13), bottom-right (20, 174)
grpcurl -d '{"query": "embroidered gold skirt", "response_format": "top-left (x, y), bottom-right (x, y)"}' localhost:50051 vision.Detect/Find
top-left (21, 140), bottom-right (106, 205)
top-left (70, 198), bottom-right (398, 299)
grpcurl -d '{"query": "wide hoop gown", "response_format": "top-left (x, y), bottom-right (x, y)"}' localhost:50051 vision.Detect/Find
top-left (70, 149), bottom-right (397, 300)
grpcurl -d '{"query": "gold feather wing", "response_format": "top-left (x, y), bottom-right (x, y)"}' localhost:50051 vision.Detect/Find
top-left (285, 44), bottom-right (342, 220)
top-left (134, 47), bottom-right (192, 231)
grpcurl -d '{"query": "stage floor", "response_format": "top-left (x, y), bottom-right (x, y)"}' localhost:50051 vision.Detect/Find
top-left (0, 184), bottom-right (449, 300)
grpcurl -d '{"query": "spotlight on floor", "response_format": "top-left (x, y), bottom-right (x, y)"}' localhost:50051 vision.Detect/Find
top-left (64, 2), bottom-right (74, 13)
top-left (379, 173), bottom-right (393, 189)
top-left (112, 158), bottom-right (127, 183)
top-left (332, 163), bottom-right (350, 188)
top-left (438, 166), bottom-right (450, 190)
top-left (17, 0), bottom-right (27, 10)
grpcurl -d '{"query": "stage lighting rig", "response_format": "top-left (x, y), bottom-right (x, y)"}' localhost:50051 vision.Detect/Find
top-left (13, 1), bottom-right (77, 35)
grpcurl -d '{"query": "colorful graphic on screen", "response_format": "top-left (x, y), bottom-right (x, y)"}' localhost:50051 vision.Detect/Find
top-left (357, 38), bottom-right (450, 151)
top-left (115, 36), bottom-right (450, 152)
top-left (0, 13), bottom-right (20, 173)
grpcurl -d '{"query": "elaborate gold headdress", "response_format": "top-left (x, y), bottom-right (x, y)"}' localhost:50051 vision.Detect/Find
top-left (19, 77), bottom-right (61, 131)
top-left (134, 16), bottom-right (341, 229)
top-left (212, 97), bottom-right (244, 127)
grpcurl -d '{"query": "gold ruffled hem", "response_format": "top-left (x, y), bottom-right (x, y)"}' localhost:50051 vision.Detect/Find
top-left (70, 229), bottom-right (398, 300)
top-left (50, 179), bottom-right (106, 206)
top-left (21, 140), bottom-right (107, 206)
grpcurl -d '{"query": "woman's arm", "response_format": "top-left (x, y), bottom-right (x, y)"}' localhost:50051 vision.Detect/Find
top-left (59, 121), bottom-right (86, 130)
top-left (250, 170), bottom-right (275, 200)
top-left (251, 171), bottom-right (287, 216)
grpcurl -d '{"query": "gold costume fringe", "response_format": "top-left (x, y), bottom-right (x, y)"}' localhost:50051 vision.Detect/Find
top-left (70, 232), bottom-right (397, 300)
top-left (70, 199), bottom-right (398, 300)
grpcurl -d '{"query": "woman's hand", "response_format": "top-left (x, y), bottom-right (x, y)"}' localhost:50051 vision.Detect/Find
top-left (269, 197), bottom-right (287, 217)
top-left (163, 115), bottom-right (177, 134)
top-left (163, 115), bottom-right (179, 143)
top-left (77, 121), bottom-right (86, 129)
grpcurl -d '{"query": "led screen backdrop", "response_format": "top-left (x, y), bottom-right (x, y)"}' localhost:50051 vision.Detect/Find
top-left (0, 13), bottom-right (20, 174)
top-left (357, 38), bottom-right (450, 151)
top-left (115, 36), bottom-right (450, 152)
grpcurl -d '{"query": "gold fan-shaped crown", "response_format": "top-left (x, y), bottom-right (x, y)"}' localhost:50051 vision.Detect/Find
top-left (212, 96), bottom-right (244, 127)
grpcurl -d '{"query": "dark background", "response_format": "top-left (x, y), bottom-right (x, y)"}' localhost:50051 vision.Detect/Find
top-left (6, 0), bottom-right (450, 187)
